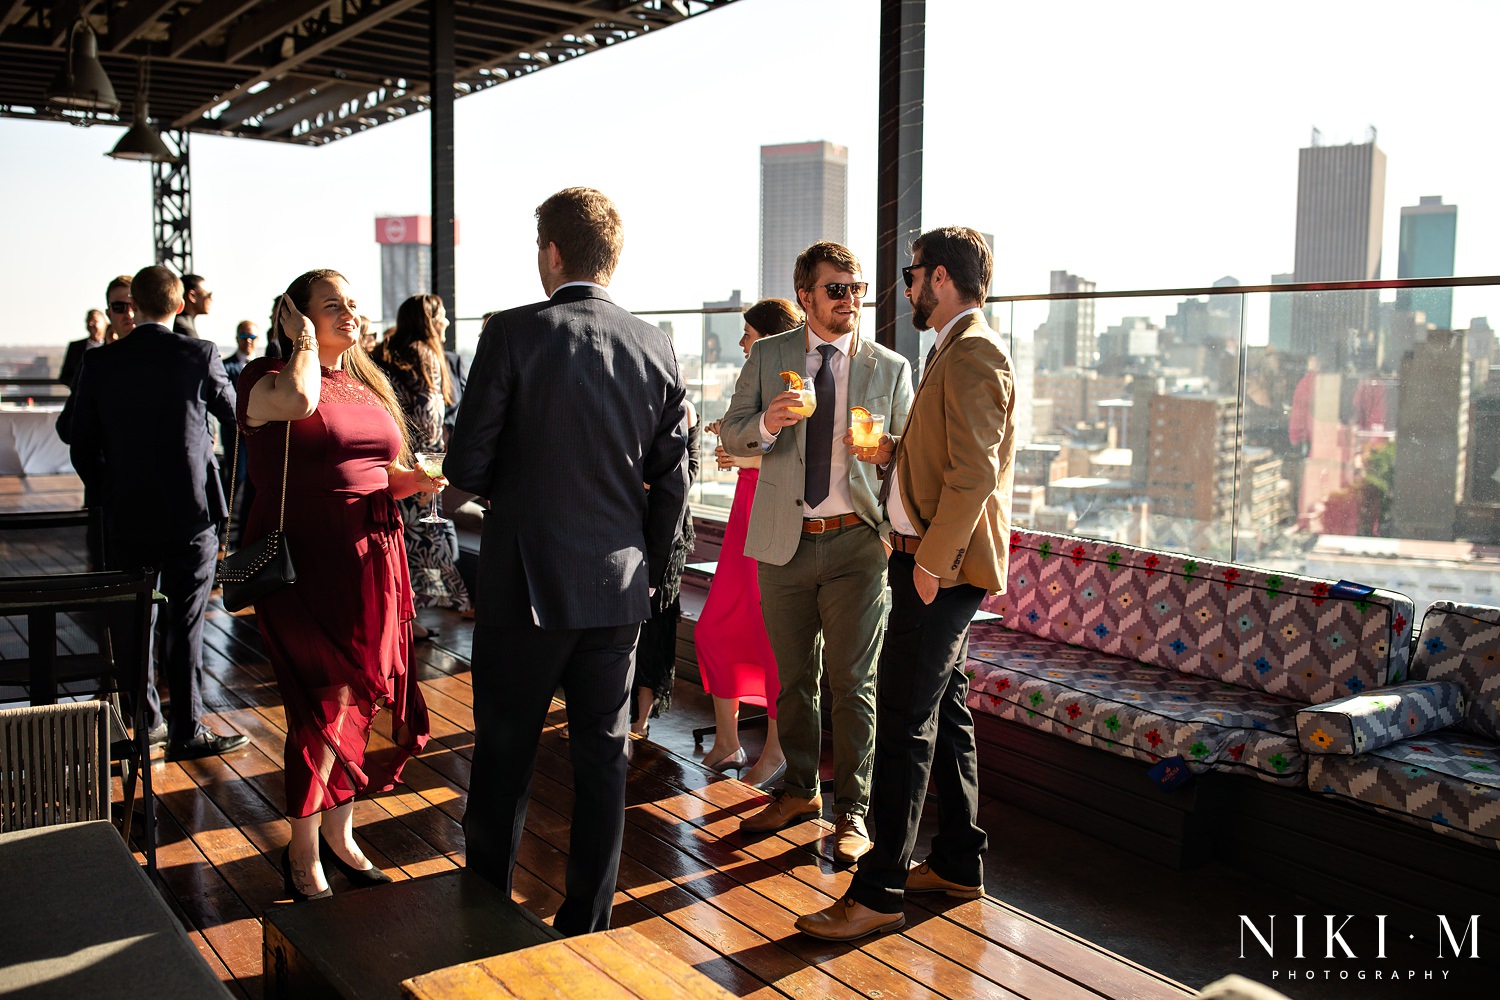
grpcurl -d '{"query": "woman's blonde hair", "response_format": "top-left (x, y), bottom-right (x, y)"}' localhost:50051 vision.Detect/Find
top-left (283, 269), bottom-right (412, 464)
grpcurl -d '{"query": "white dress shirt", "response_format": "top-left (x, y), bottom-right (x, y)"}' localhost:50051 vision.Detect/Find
top-left (888, 307), bottom-right (984, 570)
top-left (760, 328), bottom-right (855, 517)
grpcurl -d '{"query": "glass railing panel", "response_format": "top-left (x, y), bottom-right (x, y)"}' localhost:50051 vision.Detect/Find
top-left (1237, 283), bottom-right (1500, 612)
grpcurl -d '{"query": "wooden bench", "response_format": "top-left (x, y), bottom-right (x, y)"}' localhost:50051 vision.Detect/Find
top-left (402, 926), bottom-right (735, 999)
top-left (263, 868), bottom-right (560, 999)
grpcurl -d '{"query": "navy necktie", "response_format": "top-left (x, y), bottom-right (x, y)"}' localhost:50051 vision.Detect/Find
top-left (804, 343), bottom-right (837, 508)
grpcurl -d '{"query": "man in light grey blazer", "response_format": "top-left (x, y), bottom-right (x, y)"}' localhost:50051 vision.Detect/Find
top-left (720, 241), bottom-right (913, 864)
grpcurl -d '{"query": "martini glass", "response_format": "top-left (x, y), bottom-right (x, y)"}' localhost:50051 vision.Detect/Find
top-left (415, 451), bottom-right (448, 524)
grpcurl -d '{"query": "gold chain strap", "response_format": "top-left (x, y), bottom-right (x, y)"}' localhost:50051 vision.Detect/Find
top-left (221, 419), bottom-right (291, 557)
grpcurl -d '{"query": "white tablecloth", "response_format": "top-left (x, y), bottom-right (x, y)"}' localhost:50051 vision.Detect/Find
top-left (0, 405), bottom-right (72, 476)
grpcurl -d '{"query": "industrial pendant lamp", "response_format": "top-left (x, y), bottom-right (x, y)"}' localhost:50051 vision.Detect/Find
top-left (108, 59), bottom-right (177, 163)
top-left (45, 17), bottom-right (119, 116)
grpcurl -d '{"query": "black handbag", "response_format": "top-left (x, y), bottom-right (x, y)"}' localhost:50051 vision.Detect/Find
top-left (216, 421), bottom-right (295, 612)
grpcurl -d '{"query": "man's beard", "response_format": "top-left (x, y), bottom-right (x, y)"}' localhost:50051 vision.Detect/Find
top-left (911, 283), bottom-right (937, 329)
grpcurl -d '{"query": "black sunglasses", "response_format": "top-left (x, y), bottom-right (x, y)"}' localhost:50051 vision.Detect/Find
top-left (813, 281), bottom-right (869, 301)
top-left (108, 301), bottom-right (132, 314)
top-left (902, 264), bottom-right (929, 289)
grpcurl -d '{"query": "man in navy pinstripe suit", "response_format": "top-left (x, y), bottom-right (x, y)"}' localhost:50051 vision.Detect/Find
top-left (447, 187), bottom-right (690, 936)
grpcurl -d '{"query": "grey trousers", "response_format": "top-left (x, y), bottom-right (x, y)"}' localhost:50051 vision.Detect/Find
top-left (757, 522), bottom-right (887, 815)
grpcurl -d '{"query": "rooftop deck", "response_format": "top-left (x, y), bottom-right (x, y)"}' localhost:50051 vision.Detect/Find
top-left (0, 476), bottom-right (1197, 999)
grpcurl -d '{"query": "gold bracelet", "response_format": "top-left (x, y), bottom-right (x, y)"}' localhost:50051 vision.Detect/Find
top-left (294, 336), bottom-right (317, 353)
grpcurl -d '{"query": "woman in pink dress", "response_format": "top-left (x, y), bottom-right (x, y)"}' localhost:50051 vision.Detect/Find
top-left (696, 298), bottom-right (803, 788)
top-left (240, 269), bottom-right (439, 901)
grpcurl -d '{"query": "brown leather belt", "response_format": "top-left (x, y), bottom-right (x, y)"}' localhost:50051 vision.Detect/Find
top-left (802, 512), bottom-right (865, 535)
top-left (889, 531), bottom-right (921, 554)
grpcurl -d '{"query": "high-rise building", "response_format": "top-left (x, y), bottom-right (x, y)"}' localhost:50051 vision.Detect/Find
top-left (759, 142), bottom-right (848, 303)
top-left (1268, 272), bottom-right (1295, 352)
top-left (1290, 135), bottom-right (1386, 365)
top-left (1040, 270), bottom-right (1096, 370)
top-left (1146, 393), bottom-right (1240, 523)
top-left (1394, 330), bottom-right (1469, 540)
top-left (1396, 195), bottom-right (1458, 330)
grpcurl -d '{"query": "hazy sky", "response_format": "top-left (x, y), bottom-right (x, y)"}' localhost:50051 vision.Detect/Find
top-left (4, 0), bottom-right (1499, 354)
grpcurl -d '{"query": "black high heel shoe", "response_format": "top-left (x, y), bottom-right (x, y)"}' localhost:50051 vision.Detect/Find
top-left (281, 847), bottom-right (333, 902)
top-left (318, 833), bottom-right (393, 887)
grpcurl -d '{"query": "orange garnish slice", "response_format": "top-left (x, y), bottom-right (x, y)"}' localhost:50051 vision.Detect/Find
top-left (779, 370), bottom-right (804, 390)
top-left (850, 405), bottom-right (871, 424)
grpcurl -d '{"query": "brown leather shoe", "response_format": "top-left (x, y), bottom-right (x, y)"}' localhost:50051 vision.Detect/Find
top-left (795, 896), bottom-right (905, 942)
top-left (905, 860), bottom-right (983, 899)
top-left (740, 791), bottom-right (822, 833)
top-left (832, 813), bottom-right (872, 864)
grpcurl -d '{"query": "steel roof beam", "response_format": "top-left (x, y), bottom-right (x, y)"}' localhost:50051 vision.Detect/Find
top-left (169, 0), bottom-right (261, 57)
top-left (177, 0), bottom-right (425, 128)
top-left (106, 0), bottom-right (177, 51)
top-left (224, 0), bottom-right (328, 63)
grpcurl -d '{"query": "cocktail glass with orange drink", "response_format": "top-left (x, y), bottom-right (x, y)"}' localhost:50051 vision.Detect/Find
top-left (849, 406), bottom-right (886, 459)
top-left (779, 370), bottom-right (817, 418)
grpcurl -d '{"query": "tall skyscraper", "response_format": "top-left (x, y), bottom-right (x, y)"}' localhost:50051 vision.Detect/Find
top-left (1396, 195), bottom-right (1458, 330)
top-left (759, 141), bottom-right (848, 302)
top-left (1267, 272), bottom-right (1295, 352)
top-left (1040, 270), bottom-right (1096, 370)
top-left (1290, 134), bottom-right (1386, 364)
top-left (1394, 330), bottom-right (1469, 540)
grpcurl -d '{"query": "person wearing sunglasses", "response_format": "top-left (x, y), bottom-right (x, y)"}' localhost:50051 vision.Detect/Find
top-left (103, 273), bottom-right (136, 342)
top-left (720, 240), bottom-right (913, 865)
top-left (797, 226), bottom-right (1015, 942)
top-left (174, 273), bottom-right (213, 339)
top-left (69, 265), bottom-right (249, 763)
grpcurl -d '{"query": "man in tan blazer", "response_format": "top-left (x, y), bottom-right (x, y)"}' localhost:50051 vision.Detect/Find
top-left (797, 226), bottom-right (1015, 941)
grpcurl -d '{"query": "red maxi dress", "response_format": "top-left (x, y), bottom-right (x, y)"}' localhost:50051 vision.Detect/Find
top-left (693, 467), bottom-right (780, 716)
top-left (238, 359), bottom-right (430, 818)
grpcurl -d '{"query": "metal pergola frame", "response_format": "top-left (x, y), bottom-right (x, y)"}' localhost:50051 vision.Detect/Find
top-left (2, 0), bottom-right (930, 366)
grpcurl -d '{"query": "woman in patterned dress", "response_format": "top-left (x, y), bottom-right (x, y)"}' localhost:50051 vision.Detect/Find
top-left (376, 294), bottom-right (473, 624)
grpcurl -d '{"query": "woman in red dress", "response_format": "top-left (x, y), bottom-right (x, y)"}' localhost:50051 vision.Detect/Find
top-left (696, 298), bottom-right (802, 788)
top-left (239, 269), bottom-right (437, 900)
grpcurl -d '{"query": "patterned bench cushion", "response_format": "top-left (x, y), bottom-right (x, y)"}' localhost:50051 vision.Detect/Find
top-left (981, 530), bottom-right (1415, 703)
top-left (1297, 681), bottom-right (1467, 755)
top-left (966, 623), bottom-right (1306, 785)
top-left (1308, 731), bottom-right (1500, 850)
top-left (1409, 601), bottom-right (1500, 741)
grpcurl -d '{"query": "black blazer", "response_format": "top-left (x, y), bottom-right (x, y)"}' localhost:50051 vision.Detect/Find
top-left (68, 323), bottom-right (236, 542)
top-left (446, 285), bottom-right (690, 631)
top-left (59, 336), bottom-right (101, 389)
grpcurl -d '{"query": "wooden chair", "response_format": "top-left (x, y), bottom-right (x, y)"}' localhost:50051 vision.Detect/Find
top-left (0, 566), bottom-right (160, 873)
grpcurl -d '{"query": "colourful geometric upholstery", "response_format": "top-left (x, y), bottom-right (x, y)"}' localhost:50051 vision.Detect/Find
top-left (1308, 731), bottom-right (1500, 850)
top-left (981, 530), bottom-right (1414, 702)
top-left (965, 529), bottom-right (1416, 785)
top-left (966, 626), bottom-right (1306, 784)
top-left (1409, 601), bottom-right (1500, 741)
top-left (1296, 681), bottom-right (1467, 756)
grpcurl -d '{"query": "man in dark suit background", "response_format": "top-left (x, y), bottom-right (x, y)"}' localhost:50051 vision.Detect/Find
top-left (447, 187), bottom-right (690, 936)
top-left (69, 265), bottom-right (250, 761)
top-left (59, 308), bottom-right (108, 389)
top-left (220, 320), bottom-right (260, 546)
top-left (173, 273), bottom-right (212, 338)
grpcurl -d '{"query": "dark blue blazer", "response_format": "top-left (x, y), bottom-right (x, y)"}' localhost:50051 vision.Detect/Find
top-left (69, 323), bottom-right (236, 542)
top-left (446, 285), bottom-right (690, 631)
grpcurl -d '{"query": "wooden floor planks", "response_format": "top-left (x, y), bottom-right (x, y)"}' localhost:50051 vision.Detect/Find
top-left (0, 497), bottom-right (1193, 999)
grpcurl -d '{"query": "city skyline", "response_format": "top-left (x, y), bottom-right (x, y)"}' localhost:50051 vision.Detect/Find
top-left (6, 0), bottom-right (1500, 353)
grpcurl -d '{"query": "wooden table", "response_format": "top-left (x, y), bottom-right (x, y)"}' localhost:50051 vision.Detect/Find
top-left (402, 926), bottom-right (736, 1000)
